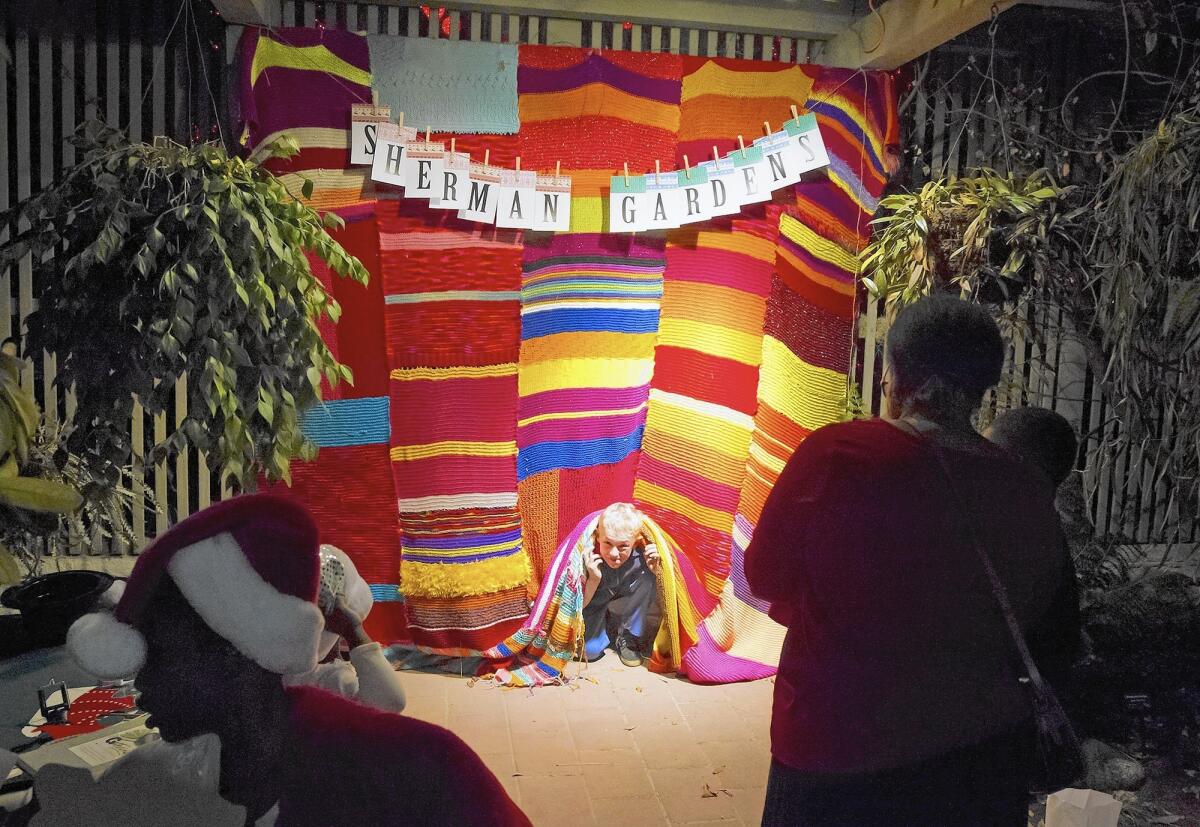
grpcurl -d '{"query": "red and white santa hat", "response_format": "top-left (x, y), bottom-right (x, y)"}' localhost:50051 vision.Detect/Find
top-left (67, 493), bottom-right (325, 679)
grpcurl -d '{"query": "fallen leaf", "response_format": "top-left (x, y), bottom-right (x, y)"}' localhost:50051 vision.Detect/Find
top-left (624, 726), bottom-right (637, 731)
top-left (712, 765), bottom-right (726, 775)
top-left (701, 784), bottom-right (718, 798)
top-left (512, 773), bottom-right (523, 777)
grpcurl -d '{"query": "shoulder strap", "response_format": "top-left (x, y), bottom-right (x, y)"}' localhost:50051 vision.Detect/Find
top-left (924, 438), bottom-right (1050, 692)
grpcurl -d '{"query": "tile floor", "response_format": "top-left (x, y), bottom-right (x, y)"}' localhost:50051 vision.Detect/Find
top-left (400, 657), bottom-right (775, 826)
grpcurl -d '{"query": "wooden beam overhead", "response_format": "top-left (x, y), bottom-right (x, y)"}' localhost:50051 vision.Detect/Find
top-left (211, 0), bottom-right (279, 27)
top-left (821, 0), bottom-right (1022, 70)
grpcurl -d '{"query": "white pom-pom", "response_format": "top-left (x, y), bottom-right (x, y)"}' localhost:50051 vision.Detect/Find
top-left (66, 612), bottom-right (147, 679)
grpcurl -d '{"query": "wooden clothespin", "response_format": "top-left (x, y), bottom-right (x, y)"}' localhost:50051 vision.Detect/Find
top-left (712, 145), bottom-right (720, 163)
top-left (425, 126), bottom-right (431, 142)
top-left (683, 154), bottom-right (691, 180)
top-left (484, 149), bottom-right (491, 166)
top-left (516, 156), bottom-right (522, 173)
top-left (763, 120), bottom-right (772, 136)
top-left (790, 104), bottom-right (799, 121)
top-left (737, 135), bottom-right (747, 158)
top-left (654, 159), bottom-right (661, 185)
top-left (397, 111), bottom-right (405, 128)
top-left (450, 137), bottom-right (456, 154)
top-left (623, 162), bottom-right (630, 185)
top-left (371, 89), bottom-right (380, 106)
top-left (555, 160), bottom-right (561, 178)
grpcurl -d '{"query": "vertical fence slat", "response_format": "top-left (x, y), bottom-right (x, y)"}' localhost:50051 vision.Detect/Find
top-left (860, 299), bottom-right (879, 415)
top-left (131, 399), bottom-right (146, 549)
top-left (14, 29), bottom-right (35, 391)
top-left (154, 405), bottom-right (169, 533)
top-left (0, 6), bottom-right (9, 347)
top-left (174, 378), bottom-right (189, 521)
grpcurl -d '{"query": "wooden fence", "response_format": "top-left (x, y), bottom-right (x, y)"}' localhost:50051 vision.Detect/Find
top-left (3, 1), bottom-right (1190, 559)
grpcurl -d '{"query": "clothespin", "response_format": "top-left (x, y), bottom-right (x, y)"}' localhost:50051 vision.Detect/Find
top-left (654, 159), bottom-right (661, 185)
top-left (737, 135), bottom-right (747, 158)
top-left (763, 120), bottom-right (772, 136)
top-left (555, 160), bottom-right (561, 178)
top-left (450, 137), bottom-right (456, 154)
top-left (790, 104), bottom-right (799, 121)
top-left (623, 162), bottom-right (630, 186)
top-left (516, 156), bottom-right (522, 173)
top-left (484, 149), bottom-right (491, 166)
top-left (397, 111), bottom-right (405, 128)
top-left (683, 154), bottom-right (691, 180)
top-left (371, 89), bottom-right (380, 106)
top-left (712, 145), bottom-right (720, 163)
top-left (425, 126), bottom-right (431, 142)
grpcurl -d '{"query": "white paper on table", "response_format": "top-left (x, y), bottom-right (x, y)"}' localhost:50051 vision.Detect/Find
top-left (67, 724), bottom-right (155, 768)
top-left (1045, 788), bottom-right (1123, 827)
top-left (531, 174), bottom-right (572, 232)
top-left (494, 170), bottom-right (538, 229)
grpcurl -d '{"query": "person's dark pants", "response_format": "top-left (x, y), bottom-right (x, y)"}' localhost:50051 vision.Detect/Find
top-left (761, 726), bottom-right (1034, 826)
top-left (582, 564), bottom-right (659, 660)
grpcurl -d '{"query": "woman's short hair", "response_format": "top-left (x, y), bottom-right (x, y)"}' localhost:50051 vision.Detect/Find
top-left (600, 503), bottom-right (644, 542)
top-left (987, 407), bottom-right (1078, 487)
top-left (886, 295), bottom-right (1004, 400)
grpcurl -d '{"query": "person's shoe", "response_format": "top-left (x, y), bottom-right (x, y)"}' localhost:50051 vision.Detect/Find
top-left (615, 634), bottom-right (643, 668)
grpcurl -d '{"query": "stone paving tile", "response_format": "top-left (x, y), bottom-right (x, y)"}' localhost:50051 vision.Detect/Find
top-left (699, 740), bottom-right (771, 791)
top-left (579, 748), bottom-right (657, 800)
top-left (405, 664), bottom-right (775, 826)
top-left (517, 773), bottom-right (592, 825)
top-left (730, 786), bottom-right (767, 826)
top-left (649, 766), bottom-right (741, 823)
top-left (590, 793), bottom-right (671, 825)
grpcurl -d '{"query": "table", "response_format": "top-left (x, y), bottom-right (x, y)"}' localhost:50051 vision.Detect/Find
top-left (0, 646), bottom-right (95, 751)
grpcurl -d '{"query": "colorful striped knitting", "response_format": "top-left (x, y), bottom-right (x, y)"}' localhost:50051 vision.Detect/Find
top-left (678, 69), bottom-right (898, 684)
top-left (480, 510), bottom-right (714, 686)
top-left (633, 213), bottom-right (781, 601)
top-left (514, 47), bottom-right (680, 585)
top-left (238, 28), bottom-right (374, 210)
top-left (378, 191), bottom-right (534, 652)
top-left (237, 31), bottom-right (899, 665)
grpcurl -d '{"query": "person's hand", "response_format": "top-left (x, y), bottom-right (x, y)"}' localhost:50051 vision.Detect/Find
top-left (325, 597), bottom-right (371, 648)
top-left (644, 542), bottom-right (661, 574)
top-left (584, 548), bottom-right (603, 582)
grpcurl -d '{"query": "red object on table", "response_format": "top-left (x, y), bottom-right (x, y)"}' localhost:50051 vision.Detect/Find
top-left (35, 686), bottom-right (137, 740)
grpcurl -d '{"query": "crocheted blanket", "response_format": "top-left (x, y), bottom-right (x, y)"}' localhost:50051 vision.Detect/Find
top-left (236, 30), bottom-right (899, 668)
top-left (480, 510), bottom-right (715, 686)
top-left (367, 36), bottom-right (519, 134)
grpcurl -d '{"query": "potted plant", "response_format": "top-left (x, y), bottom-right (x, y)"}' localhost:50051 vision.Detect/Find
top-left (0, 121), bottom-right (368, 491)
top-left (0, 352), bottom-right (117, 648)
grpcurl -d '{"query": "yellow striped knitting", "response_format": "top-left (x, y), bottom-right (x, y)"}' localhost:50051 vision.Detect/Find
top-left (250, 35), bottom-right (372, 87)
top-left (402, 553), bottom-right (532, 599)
top-left (390, 364), bottom-right (518, 381)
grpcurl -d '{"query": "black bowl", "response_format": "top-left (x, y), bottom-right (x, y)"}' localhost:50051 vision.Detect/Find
top-left (1, 570), bottom-right (115, 648)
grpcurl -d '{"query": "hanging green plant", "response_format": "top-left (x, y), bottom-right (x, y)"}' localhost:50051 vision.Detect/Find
top-left (0, 121), bottom-right (368, 489)
top-left (859, 169), bottom-right (1075, 307)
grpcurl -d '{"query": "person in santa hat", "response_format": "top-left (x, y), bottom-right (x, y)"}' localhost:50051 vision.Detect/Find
top-left (66, 493), bottom-right (529, 826)
top-left (283, 544), bottom-right (407, 713)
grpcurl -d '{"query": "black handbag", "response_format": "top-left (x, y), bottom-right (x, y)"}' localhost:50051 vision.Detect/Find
top-left (925, 436), bottom-right (1085, 794)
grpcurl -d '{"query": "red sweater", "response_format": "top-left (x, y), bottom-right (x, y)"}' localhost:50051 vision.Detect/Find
top-left (745, 418), bottom-right (1068, 774)
top-left (276, 686), bottom-right (530, 826)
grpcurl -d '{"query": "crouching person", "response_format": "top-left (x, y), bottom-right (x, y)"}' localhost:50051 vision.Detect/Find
top-left (66, 494), bottom-right (529, 827)
top-left (582, 503), bottom-right (662, 667)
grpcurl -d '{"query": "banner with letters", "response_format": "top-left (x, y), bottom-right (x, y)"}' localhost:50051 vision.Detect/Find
top-left (350, 104), bottom-right (828, 234)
